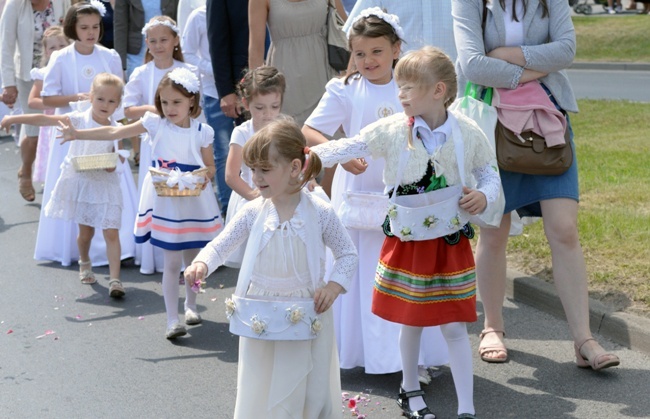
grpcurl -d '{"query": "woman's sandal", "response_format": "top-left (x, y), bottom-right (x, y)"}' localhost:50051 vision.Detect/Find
top-left (478, 328), bottom-right (508, 363)
top-left (17, 170), bottom-right (35, 202)
top-left (133, 152), bottom-right (140, 167)
top-left (574, 338), bottom-right (620, 371)
top-left (396, 387), bottom-right (436, 419)
top-left (108, 279), bottom-right (125, 298)
top-left (78, 260), bottom-right (96, 284)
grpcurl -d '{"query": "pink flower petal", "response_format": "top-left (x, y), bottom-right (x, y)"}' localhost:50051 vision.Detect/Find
top-left (6, 329), bottom-right (13, 334)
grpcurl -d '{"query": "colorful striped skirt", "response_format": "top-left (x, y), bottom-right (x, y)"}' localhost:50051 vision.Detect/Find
top-left (372, 235), bottom-right (477, 327)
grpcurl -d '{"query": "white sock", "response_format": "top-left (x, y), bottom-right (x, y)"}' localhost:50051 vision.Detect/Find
top-left (399, 325), bottom-right (434, 417)
top-left (162, 250), bottom-right (183, 328)
top-left (440, 322), bottom-right (475, 415)
top-left (182, 249), bottom-right (200, 312)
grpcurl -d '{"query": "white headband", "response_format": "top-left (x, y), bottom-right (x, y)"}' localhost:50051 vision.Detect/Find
top-left (347, 7), bottom-right (405, 41)
top-left (141, 19), bottom-right (180, 36)
top-left (168, 67), bottom-right (200, 94)
top-left (87, 0), bottom-right (106, 17)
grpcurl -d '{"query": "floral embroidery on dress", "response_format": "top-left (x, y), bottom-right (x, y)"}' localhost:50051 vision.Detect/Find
top-left (32, 2), bottom-right (56, 68)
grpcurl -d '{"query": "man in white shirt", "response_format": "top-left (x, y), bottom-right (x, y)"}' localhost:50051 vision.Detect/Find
top-left (343, 0), bottom-right (456, 61)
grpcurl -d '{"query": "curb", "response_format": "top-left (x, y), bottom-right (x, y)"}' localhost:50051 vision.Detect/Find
top-left (505, 269), bottom-right (650, 356)
top-left (571, 61), bottom-right (650, 71)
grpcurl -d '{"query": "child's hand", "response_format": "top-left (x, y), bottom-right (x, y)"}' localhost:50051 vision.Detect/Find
top-left (459, 186), bottom-right (487, 215)
top-left (184, 262), bottom-right (208, 285)
top-left (341, 158), bottom-right (368, 175)
top-left (57, 118), bottom-right (77, 144)
top-left (201, 175), bottom-right (211, 190)
top-left (305, 179), bottom-right (319, 192)
top-left (0, 115), bottom-right (14, 134)
top-left (314, 281), bottom-right (344, 314)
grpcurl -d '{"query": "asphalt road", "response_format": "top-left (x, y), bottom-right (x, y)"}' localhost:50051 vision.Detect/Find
top-left (2, 69), bottom-right (650, 418)
top-left (567, 69), bottom-right (650, 102)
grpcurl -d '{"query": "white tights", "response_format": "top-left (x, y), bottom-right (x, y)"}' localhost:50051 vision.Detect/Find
top-left (162, 248), bottom-right (200, 328)
top-left (400, 322), bottom-right (474, 416)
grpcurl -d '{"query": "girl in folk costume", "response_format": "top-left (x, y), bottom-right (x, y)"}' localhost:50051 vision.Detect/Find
top-left (184, 117), bottom-right (358, 419)
top-left (59, 68), bottom-right (223, 339)
top-left (2, 73), bottom-right (129, 298)
top-left (37, 1), bottom-right (138, 268)
top-left (28, 25), bottom-right (70, 184)
top-left (124, 15), bottom-right (194, 274)
top-left (303, 8), bottom-right (448, 378)
top-left (311, 47), bottom-right (504, 419)
top-left (223, 66), bottom-right (285, 268)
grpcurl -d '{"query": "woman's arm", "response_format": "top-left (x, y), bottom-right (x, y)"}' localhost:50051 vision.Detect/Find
top-left (27, 80), bottom-right (46, 110)
top-left (225, 144), bottom-right (260, 201)
top-left (248, 0), bottom-right (269, 69)
top-left (486, 47), bottom-right (548, 83)
top-left (59, 119), bottom-right (147, 142)
top-left (334, 0), bottom-right (347, 20)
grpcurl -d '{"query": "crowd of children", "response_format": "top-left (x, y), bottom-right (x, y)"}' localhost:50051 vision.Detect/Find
top-left (4, 3), bottom-right (602, 418)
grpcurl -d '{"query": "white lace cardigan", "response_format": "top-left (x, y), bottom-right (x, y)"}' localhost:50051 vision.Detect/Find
top-left (311, 111), bottom-right (501, 204)
top-left (193, 190), bottom-right (358, 293)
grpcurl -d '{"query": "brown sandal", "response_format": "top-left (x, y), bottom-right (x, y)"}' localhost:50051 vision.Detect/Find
top-left (478, 328), bottom-right (508, 363)
top-left (17, 170), bottom-right (35, 202)
top-left (108, 279), bottom-right (125, 298)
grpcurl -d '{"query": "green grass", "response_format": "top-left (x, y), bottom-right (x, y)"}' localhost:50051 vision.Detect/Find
top-left (505, 99), bottom-right (650, 315)
top-left (573, 16), bottom-right (650, 62)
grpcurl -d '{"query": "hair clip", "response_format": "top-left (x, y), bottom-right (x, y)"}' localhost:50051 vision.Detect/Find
top-left (168, 67), bottom-right (200, 93)
top-left (141, 19), bottom-right (180, 36)
top-left (347, 7), bottom-right (405, 41)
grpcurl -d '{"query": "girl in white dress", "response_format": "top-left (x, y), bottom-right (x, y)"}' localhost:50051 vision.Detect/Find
top-left (124, 15), bottom-right (193, 274)
top-left (59, 68), bottom-right (223, 339)
top-left (184, 117), bottom-right (358, 419)
top-left (303, 8), bottom-right (448, 377)
top-left (223, 66), bottom-right (285, 268)
top-left (37, 1), bottom-right (137, 268)
top-left (2, 73), bottom-right (128, 298)
top-left (28, 26), bottom-right (70, 184)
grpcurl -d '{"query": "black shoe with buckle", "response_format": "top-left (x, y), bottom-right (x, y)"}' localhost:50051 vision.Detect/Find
top-left (396, 386), bottom-right (436, 419)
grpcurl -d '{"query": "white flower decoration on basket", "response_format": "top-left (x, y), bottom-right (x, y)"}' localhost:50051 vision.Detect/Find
top-left (286, 306), bottom-right (306, 324)
top-left (310, 317), bottom-right (322, 335)
top-left (250, 315), bottom-right (267, 336)
top-left (225, 298), bottom-right (236, 319)
top-left (141, 19), bottom-right (180, 36)
top-left (347, 7), bottom-right (405, 41)
top-left (168, 67), bottom-right (200, 94)
top-left (88, 0), bottom-right (106, 16)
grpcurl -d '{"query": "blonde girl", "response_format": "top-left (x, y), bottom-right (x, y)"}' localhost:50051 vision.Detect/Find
top-left (59, 68), bottom-right (223, 339)
top-left (303, 7), bottom-right (448, 379)
top-left (311, 47), bottom-right (504, 419)
top-left (184, 117), bottom-right (358, 418)
top-left (37, 1), bottom-right (137, 268)
top-left (222, 66), bottom-right (285, 268)
top-left (28, 26), bottom-right (70, 184)
top-left (123, 15), bottom-right (193, 275)
top-left (2, 73), bottom-right (128, 298)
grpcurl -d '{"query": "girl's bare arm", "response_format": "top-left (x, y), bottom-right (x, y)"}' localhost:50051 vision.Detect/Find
top-left (59, 119), bottom-right (147, 143)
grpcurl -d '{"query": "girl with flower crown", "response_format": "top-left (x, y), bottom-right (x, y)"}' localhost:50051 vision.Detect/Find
top-left (311, 47), bottom-right (504, 419)
top-left (183, 117), bottom-right (358, 418)
top-left (124, 15), bottom-right (194, 275)
top-left (59, 67), bottom-right (223, 340)
top-left (35, 1), bottom-right (138, 272)
top-left (303, 7), bottom-right (449, 379)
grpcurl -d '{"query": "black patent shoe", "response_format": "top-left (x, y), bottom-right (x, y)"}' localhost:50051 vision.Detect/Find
top-left (396, 387), bottom-right (436, 419)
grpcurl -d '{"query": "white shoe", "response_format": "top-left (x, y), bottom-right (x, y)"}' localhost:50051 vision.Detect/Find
top-left (165, 322), bottom-right (187, 339)
top-left (185, 308), bottom-right (202, 325)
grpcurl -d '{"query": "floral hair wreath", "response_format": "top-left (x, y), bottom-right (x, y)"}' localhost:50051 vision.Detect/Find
top-left (346, 7), bottom-right (405, 41)
top-left (141, 19), bottom-right (180, 36)
top-left (168, 67), bottom-right (200, 94)
top-left (88, 0), bottom-right (107, 17)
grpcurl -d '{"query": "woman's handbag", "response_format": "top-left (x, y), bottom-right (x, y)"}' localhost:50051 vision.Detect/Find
top-left (325, 0), bottom-right (350, 72)
top-left (337, 190), bottom-right (389, 231)
top-left (495, 120), bottom-right (573, 176)
top-left (449, 82), bottom-right (498, 148)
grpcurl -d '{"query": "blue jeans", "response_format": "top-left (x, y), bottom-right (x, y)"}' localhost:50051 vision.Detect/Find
top-left (203, 95), bottom-right (234, 216)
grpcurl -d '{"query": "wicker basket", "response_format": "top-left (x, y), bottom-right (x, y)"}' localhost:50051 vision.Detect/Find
top-left (149, 167), bottom-right (209, 197)
top-left (71, 153), bottom-right (119, 172)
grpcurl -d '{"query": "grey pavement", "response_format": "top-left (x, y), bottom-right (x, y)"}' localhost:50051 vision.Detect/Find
top-left (2, 66), bottom-right (650, 418)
